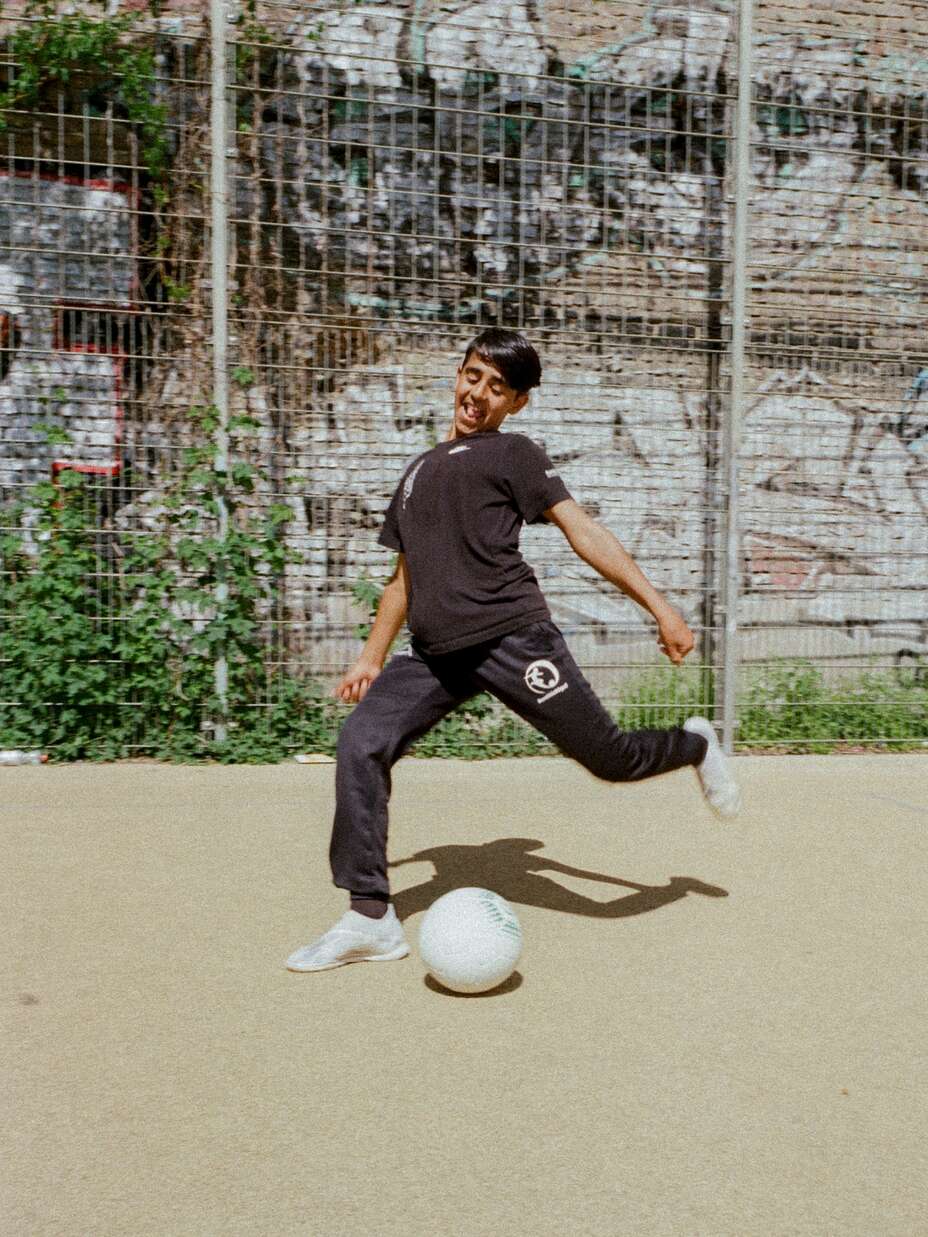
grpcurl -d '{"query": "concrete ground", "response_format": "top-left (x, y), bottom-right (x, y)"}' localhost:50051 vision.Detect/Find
top-left (3, 754), bottom-right (927, 1237)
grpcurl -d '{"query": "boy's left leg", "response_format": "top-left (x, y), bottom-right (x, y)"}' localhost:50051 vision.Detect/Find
top-left (470, 620), bottom-right (739, 811)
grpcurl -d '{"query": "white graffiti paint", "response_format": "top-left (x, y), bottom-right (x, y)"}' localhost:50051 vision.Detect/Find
top-left (425, 0), bottom-right (546, 93)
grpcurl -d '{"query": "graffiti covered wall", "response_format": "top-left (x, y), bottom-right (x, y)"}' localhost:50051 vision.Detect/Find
top-left (238, 0), bottom-right (927, 676)
top-left (0, 0), bottom-right (926, 689)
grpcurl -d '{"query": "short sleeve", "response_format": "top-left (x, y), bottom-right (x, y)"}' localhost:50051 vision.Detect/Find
top-left (505, 434), bottom-right (572, 524)
top-left (378, 483), bottom-right (404, 551)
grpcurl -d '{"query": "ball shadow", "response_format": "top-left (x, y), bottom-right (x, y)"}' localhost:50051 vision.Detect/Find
top-left (424, 970), bottom-right (524, 998)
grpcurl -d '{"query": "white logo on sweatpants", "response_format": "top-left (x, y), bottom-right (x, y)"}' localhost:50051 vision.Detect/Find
top-left (524, 658), bottom-right (569, 704)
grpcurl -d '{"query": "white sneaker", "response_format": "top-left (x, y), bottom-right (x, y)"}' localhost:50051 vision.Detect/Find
top-left (684, 717), bottom-right (742, 819)
top-left (286, 905), bottom-right (410, 972)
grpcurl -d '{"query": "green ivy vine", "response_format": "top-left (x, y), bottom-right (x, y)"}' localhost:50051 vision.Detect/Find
top-left (0, 407), bottom-right (344, 762)
top-left (0, 0), bottom-right (169, 183)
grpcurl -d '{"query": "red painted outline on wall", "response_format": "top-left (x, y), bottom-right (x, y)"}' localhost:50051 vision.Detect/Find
top-left (0, 169), bottom-right (139, 479)
top-left (0, 168), bottom-right (141, 304)
top-left (50, 344), bottom-right (125, 479)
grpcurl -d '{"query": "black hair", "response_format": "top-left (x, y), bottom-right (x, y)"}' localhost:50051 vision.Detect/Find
top-left (461, 328), bottom-right (542, 394)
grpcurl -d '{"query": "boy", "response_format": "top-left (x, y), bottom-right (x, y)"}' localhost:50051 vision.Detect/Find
top-left (287, 328), bottom-right (740, 972)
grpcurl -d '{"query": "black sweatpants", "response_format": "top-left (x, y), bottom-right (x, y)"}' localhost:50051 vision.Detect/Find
top-left (329, 619), bottom-right (707, 900)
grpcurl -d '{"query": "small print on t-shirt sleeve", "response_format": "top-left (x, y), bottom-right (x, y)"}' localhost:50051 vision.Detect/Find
top-left (378, 483), bottom-right (404, 550)
top-left (507, 434), bottom-right (572, 524)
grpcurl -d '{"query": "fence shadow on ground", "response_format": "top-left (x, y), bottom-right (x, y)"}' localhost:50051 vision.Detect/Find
top-left (389, 837), bottom-right (728, 921)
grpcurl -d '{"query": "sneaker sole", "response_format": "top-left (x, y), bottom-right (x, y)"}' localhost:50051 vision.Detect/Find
top-left (286, 942), bottom-right (410, 973)
top-left (708, 787), bottom-right (742, 819)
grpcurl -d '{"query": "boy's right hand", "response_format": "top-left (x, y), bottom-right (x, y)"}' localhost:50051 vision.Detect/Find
top-left (333, 656), bottom-right (383, 704)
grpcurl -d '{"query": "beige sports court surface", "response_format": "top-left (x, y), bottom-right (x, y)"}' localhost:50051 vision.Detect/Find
top-left (4, 753), bottom-right (927, 1237)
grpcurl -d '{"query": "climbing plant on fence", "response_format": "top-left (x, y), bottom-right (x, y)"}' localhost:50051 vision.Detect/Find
top-left (0, 412), bottom-right (343, 762)
top-left (0, 0), bottom-right (170, 184)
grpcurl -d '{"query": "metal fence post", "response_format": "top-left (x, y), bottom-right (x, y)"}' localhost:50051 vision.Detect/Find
top-left (210, 0), bottom-right (231, 742)
top-left (719, 0), bottom-right (754, 753)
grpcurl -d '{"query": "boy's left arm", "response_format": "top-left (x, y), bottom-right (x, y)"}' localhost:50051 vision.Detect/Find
top-left (544, 499), bottom-right (695, 665)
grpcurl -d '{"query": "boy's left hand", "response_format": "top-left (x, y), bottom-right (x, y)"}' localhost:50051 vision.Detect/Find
top-left (656, 610), bottom-right (695, 665)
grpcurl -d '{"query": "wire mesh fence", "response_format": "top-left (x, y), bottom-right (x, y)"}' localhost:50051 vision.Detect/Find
top-left (0, 0), bottom-right (925, 760)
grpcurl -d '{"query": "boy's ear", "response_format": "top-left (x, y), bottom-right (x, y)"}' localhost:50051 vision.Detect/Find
top-left (510, 392), bottom-right (530, 415)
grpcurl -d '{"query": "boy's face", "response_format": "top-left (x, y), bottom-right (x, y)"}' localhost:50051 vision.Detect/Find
top-left (448, 351), bottom-right (529, 440)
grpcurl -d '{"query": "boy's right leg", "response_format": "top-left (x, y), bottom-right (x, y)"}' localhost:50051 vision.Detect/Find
top-left (287, 646), bottom-right (474, 972)
top-left (329, 645), bottom-right (475, 899)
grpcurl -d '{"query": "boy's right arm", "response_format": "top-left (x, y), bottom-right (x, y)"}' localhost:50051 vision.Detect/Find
top-left (333, 555), bottom-right (409, 703)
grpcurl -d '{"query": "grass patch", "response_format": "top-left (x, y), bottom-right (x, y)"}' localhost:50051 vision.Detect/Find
top-left (737, 661), bottom-right (928, 753)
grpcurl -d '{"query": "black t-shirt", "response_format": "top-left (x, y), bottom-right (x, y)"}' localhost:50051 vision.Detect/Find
top-left (378, 430), bottom-right (572, 655)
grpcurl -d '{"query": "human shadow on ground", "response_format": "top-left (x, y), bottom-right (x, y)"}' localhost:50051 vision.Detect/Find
top-left (389, 838), bottom-right (728, 922)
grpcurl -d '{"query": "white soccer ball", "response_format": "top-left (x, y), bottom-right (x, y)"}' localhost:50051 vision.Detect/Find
top-left (418, 887), bottom-right (523, 994)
